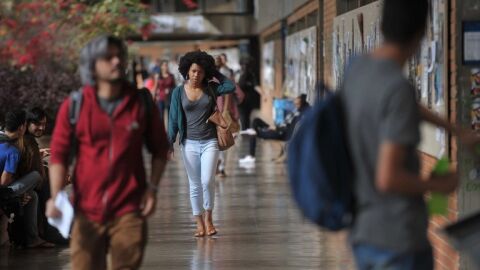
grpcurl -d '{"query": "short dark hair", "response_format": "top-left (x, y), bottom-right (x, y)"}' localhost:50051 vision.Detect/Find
top-left (4, 109), bottom-right (26, 132)
top-left (178, 51), bottom-right (216, 85)
top-left (26, 107), bottom-right (46, 125)
top-left (160, 59), bottom-right (169, 66)
top-left (381, 0), bottom-right (429, 46)
top-left (79, 35), bottom-right (127, 86)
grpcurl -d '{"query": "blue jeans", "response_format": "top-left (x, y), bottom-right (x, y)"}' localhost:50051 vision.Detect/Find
top-left (157, 101), bottom-right (165, 123)
top-left (8, 171), bottom-right (41, 196)
top-left (181, 139), bottom-right (219, 216)
top-left (353, 244), bottom-right (433, 270)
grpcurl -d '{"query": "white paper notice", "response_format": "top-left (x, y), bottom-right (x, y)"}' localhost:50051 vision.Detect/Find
top-left (465, 31), bottom-right (480, 62)
top-left (47, 191), bottom-right (73, 239)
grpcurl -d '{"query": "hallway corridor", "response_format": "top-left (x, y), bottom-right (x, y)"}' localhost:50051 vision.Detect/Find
top-left (1, 138), bottom-right (354, 270)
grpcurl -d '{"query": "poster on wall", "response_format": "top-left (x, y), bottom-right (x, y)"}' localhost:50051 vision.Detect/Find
top-left (284, 26), bottom-right (317, 103)
top-left (332, 0), bottom-right (448, 157)
top-left (409, 0), bottom-right (447, 157)
top-left (208, 47), bottom-right (241, 77)
top-left (262, 41), bottom-right (275, 92)
top-left (332, 2), bottom-right (382, 89)
top-left (471, 69), bottom-right (480, 130)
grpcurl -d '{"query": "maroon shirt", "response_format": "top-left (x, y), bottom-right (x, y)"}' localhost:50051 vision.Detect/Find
top-left (145, 74), bottom-right (175, 103)
top-left (50, 83), bottom-right (168, 223)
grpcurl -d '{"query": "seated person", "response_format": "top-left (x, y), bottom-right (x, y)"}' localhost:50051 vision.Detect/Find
top-left (22, 107), bottom-right (67, 243)
top-left (239, 94), bottom-right (310, 163)
top-left (0, 109), bottom-right (53, 248)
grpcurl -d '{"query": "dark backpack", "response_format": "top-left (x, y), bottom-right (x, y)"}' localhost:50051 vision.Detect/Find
top-left (68, 87), bottom-right (155, 161)
top-left (287, 91), bottom-right (354, 231)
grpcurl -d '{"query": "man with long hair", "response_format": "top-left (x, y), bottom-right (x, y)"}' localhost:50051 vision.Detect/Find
top-left (46, 35), bottom-right (169, 269)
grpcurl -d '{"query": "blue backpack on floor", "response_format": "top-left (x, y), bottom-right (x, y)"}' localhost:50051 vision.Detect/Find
top-left (287, 91), bottom-right (354, 231)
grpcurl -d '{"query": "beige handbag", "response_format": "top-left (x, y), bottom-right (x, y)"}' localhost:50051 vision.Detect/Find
top-left (206, 87), bottom-right (235, 151)
top-left (221, 95), bottom-right (241, 134)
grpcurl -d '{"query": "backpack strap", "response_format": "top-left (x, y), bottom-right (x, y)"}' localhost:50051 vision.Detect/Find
top-left (68, 88), bottom-right (83, 164)
top-left (68, 87), bottom-right (155, 157)
top-left (138, 88), bottom-right (154, 153)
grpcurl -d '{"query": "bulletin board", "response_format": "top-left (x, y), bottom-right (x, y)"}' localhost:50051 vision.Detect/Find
top-left (332, 0), bottom-right (449, 157)
top-left (284, 26), bottom-right (317, 103)
top-left (208, 47), bottom-right (241, 75)
top-left (332, 1), bottom-right (382, 89)
top-left (261, 41), bottom-right (275, 92)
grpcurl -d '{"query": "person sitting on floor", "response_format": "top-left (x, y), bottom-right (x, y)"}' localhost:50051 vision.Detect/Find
top-left (21, 107), bottom-right (67, 244)
top-left (239, 94), bottom-right (310, 164)
top-left (0, 109), bottom-right (54, 248)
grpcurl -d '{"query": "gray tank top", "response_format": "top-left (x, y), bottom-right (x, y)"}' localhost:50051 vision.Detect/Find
top-left (181, 87), bottom-right (216, 140)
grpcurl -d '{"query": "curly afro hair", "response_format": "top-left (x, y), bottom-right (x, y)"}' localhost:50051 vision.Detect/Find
top-left (178, 51), bottom-right (216, 85)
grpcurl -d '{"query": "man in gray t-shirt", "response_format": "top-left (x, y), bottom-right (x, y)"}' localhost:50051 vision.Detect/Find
top-left (342, 56), bottom-right (429, 253)
top-left (340, 1), bottom-right (460, 269)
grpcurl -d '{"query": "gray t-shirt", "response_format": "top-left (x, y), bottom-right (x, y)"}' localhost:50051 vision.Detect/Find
top-left (97, 95), bottom-right (124, 116)
top-left (341, 56), bottom-right (429, 252)
top-left (181, 87), bottom-right (216, 140)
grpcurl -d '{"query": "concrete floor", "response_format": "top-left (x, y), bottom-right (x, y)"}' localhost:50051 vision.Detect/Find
top-left (0, 137), bottom-right (354, 270)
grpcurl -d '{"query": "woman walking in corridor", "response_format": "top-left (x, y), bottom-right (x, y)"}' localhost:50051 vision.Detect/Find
top-left (145, 60), bottom-right (175, 124)
top-left (168, 51), bottom-right (235, 237)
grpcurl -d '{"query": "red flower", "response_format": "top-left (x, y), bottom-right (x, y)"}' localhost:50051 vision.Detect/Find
top-left (18, 54), bottom-right (33, 66)
top-left (140, 23), bottom-right (154, 40)
top-left (3, 19), bottom-right (17, 29)
top-left (48, 22), bottom-right (58, 31)
top-left (73, 3), bottom-right (86, 13)
top-left (6, 40), bottom-right (15, 48)
top-left (56, 0), bottom-right (70, 10)
top-left (182, 0), bottom-right (198, 9)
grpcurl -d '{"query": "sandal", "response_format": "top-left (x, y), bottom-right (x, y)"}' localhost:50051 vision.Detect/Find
top-left (27, 240), bottom-right (55, 249)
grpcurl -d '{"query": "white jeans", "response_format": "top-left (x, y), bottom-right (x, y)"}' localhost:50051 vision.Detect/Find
top-left (218, 151), bottom-right (227, 172)
top-left (181, 139), bottom-right (219, 216)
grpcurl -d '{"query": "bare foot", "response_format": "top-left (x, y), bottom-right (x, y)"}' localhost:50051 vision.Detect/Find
top-left (194, 215), bottom-right (206, 237)
top-left (204, 211), bottom-right (217, 236)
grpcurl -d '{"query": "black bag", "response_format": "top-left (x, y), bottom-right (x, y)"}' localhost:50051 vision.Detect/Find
top-left (0, 187), bottom-right (27, 247)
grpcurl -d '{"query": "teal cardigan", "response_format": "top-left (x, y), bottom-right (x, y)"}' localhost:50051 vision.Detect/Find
top-left (167, 76), bottom-right (235, 146)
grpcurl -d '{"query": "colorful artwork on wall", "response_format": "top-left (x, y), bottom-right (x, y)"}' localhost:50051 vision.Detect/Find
top-left (261, 41), bottom-right (275, 92)
top-left (284, 26), bottom-right (317, 103)
top-left (332, 0), bottom-right (448, 157)
top-left (332, 2), bottom-right (382, 89)
top-left (471, 69), bottom-right (480, 130)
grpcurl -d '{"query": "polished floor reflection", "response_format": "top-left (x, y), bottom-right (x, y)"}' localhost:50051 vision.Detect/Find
top-left (1, 137), bottom-right (354, 270)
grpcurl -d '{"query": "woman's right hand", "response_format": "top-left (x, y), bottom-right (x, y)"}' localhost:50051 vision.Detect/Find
top-left (168, 149), bottom-right (175, 160)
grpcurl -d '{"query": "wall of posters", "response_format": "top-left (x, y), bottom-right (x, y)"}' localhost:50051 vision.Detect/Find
top-left (471, 69), bottom-right (480, 129)
top-left (284, 26), bottom-right (317, 103)
top-left (332, 0), bottom-right (448, 157)
top-left (261, 41), bottom-right (275, 92)
top-left (332, 1), bottom-right (382, 89)
top-left (408, 0), bottom-right (447, 157)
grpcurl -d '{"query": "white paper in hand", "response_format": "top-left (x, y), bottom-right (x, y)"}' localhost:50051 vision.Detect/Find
top-left (47, 191), bottom-right (74, 238)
